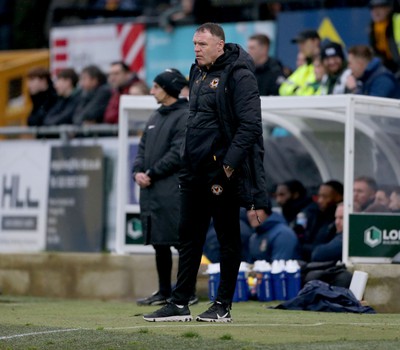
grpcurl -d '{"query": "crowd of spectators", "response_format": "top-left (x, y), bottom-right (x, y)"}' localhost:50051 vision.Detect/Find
top-left (26, 62), bottom-right (150, 128)
top-left (203, 176), bottom-right (400, 269)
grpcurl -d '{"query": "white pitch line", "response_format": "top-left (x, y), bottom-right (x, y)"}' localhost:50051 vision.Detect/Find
top-left (105, 322), bottom-right (400, 330)
top-left (0, 328), bottom-right (83, 340)
top-left (2, 322), bottom-right (399, 341)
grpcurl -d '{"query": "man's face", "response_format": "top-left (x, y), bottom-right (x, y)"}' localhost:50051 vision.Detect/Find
top-left (108, 64), bottom-right (130, 89)
top-left (150, 82), bottom-right (168, 104)
top-left (247, 39), bottom-right (267, 66)
top-left (353, 180), bottom-right (376, 209)
top-left (298, 38), bottom-right (318, 58)
top-left (54, 77), bottom-right (72, 97)
top-left (27, 77), bottom-right (48, 95)
top-left (317, 185), bottom-right (341, 212)
top-left (374, 190), bottom-right (390, 207)
top-left (348, 54), bottom-right (367, 79)
top-left (193, 29), bottom-right (224, 68)
top-left (334, 205), bottom-right (344, 233)
top-left (371, 5), bottom-right (392, 22)
top-left (79, 72), bottom-right (97, 92)
top-left (275, 184), bottom-right (292, 206)
top-left (323, 56), bottom-right (343, 75)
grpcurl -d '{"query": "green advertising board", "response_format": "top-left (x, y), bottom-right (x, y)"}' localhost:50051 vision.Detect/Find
top-left (349, 214), bottom-right (400, 259)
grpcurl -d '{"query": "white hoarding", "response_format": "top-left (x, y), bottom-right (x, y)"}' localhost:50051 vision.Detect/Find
top-left (0, 142), bottom-right (50, 252)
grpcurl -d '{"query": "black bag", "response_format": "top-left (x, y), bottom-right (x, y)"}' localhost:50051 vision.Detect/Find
top-left (301, 261), bottom-right (352, 288)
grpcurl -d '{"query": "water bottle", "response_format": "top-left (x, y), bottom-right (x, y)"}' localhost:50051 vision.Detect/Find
top-left (233, 262), bottom-right (249, 302)
top-left (206, 263), bottom-right (220, 302)
top-left (285, 260), bottom-right (302, 300)
top-left (254, 260), bottom-right (273, 302)
top-left (271, 260), bottom-right (287, 301)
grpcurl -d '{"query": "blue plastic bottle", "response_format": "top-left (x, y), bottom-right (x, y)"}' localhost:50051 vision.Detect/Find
top-left (285, 260), bottom-right (301, 300)
top-left (271, 260), bottom-right (287, 301)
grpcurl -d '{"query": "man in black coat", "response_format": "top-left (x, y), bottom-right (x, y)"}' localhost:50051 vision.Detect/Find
top-left (247, 33), bottom-right (285, 96)
top-left (144, 22), bottom-right (269, 323)
top-left (132, 68), bottom-right (189, 306)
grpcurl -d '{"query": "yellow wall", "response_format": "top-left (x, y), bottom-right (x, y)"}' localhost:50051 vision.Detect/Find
top-left (0, 49), bottom-right (49, 127)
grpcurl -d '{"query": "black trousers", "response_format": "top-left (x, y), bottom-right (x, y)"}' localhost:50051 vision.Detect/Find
top-left (171, 176), bottom-right (241, 306)
top-left (153, 245), bottom-right (173, 297)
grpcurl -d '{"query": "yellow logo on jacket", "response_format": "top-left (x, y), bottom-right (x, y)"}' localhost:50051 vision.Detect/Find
top-left (209, 78), bottom-right (219, 89)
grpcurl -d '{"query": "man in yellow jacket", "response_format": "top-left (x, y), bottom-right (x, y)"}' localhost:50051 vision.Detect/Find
top-left (279, 29), bottom-right (321, 96)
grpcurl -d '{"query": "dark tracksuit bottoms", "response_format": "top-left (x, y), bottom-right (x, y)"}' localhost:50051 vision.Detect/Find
top-left (171, 175), bottom-right (242, 306)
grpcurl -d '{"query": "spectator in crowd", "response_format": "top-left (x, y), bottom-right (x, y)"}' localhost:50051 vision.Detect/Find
top-left (159, 0), bottom-right (195, 32)
top-left (43, 68), bottom-right (80, 126)
top-left (353, 176), bottom-right (378, 212)
top-left (73, 65), bottom-right (111, 125)
top-left (104, 61), bottom-right (141, 124)
top-left (388, 186), bottom-right (400, 212)
top-left (302, 180), bottom-right (343, 261)
top-left (26, 67), bottom-right (58, 127)
top-left (247, 33), bottom-right (285, 96)
top-left (368, 0), bottom-right (400, 79)
top-left (362, 184), bottom-right (392, 213)
top-left (374, 185), bottom-right (392, 207)
top-left (203, 208), bottom-right (254, 264)
top-left (133, 68), bottom-right (190, 306)
top-left (311, 202), bottom-right (344, 262)
top-left (305, 202), bottom-right (352, 288)
top-left (247, 207), bottom-right (301, 263)
top-left (346, 45), bottom-right (400, 98)
top-left (274, 179), bottom-right (316, 242)
top-left (303, 54), bottom-right (326, 95)
top-left (319, 41), bottom-right (352, 95)
top-left (128, 80), bottom-right (150, 95)
top-left (143, 23), bottom-right (268, 323)
top-left (279, 29), bottom-right (321, 96)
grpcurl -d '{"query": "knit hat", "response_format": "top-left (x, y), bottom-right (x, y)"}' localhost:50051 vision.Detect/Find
top-left (321, 42), bottom-right (345, 61)
top-left (153, 68), bottom-right (188, 98)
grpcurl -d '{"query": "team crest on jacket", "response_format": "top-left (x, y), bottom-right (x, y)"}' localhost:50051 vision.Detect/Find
top-left (211, 184), bottom-right (223, 195)
top-left (209, 78), bottom-right (219, 89)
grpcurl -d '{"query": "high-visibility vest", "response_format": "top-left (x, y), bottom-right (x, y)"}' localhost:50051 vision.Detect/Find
top-left (279, 63), bottom-right (316, 96)
top-left (393, 13), bottom-right (400, 56)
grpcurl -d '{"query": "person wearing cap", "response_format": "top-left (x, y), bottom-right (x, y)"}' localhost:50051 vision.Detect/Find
top-left (346, 44), bottom-right (400, 98)
top-left (319, 41), bottom-right (352, 95)
top-left (279, 29), bottom-right (321, 96)
top-left (132, 68), bottom-right (193, 307)
top-left (368, 0), bottom-right (400, 79)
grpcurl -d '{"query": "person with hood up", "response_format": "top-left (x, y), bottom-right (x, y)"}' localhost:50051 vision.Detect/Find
top-left (143, 22), bottom-right (269, 323)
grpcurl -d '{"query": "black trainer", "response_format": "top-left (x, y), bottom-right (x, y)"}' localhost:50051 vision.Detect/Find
top-left (137, 291), bottom-right (168, 306)
top-left (143, 302), bottom-right (193, 322)
top-left (196, 301), bottom-right (232, 323)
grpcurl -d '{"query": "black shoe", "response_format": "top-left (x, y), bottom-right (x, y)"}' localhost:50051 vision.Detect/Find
top-left (137, 291), bottom-right (168, 306)
top-left (143, 302), bottom-right (193, 322)
top-left (196, 301), bottom-right (232, 323)
top-left (188, 295), bottom-right (199, 306)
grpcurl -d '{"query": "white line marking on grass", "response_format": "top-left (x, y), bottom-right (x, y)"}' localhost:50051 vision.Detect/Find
top-left (2, 322), bottom-right (399, 341)
top-left (105, 322), bottom-right (400, 331)
top-left (0, 328), bottom-right (82, 340)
